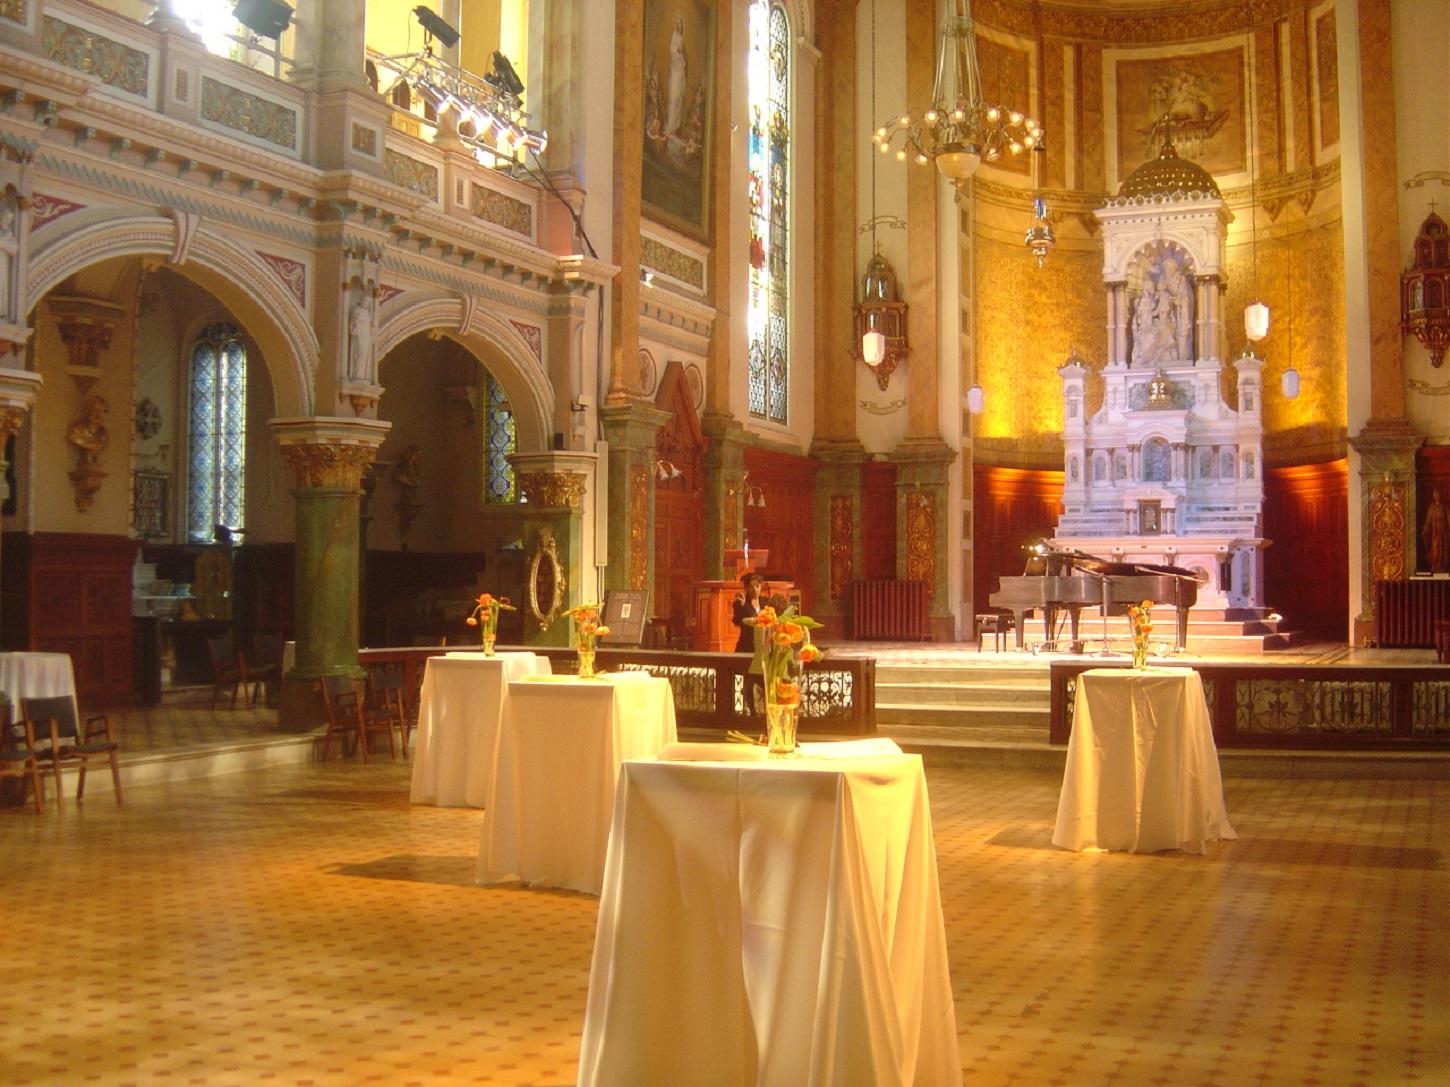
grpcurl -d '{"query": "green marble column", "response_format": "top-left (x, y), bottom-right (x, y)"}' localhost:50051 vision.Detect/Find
top-left (890, 437), bottom-right (958, 639)
top-left (810, 439), bottom-right (869, 637)
top-left (0, 370), bottom-right (42, 636)
top-left (701, 411), bottom-right (749, 579)
top-left (599, 401), bottom-right (669, 593)
top-left (1349, 419), bottom-right (1424, 645)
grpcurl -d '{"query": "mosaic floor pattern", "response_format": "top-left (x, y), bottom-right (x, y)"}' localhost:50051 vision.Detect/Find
top-left (1, 759), bottom-right (1445, 1086)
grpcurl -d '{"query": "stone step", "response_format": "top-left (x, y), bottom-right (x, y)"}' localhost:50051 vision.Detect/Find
top-left (876, 702), bottom-right (1051, 730)
top-left (873, 664), bottom-right (1049, 686)
top-left (877, 681), bottom-right (1049, 707)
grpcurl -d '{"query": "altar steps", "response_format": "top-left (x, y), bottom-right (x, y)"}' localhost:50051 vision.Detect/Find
top-left (875, 663), bottom-right (1051, 749)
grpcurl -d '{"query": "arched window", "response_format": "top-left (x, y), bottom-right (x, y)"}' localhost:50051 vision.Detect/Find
top-left (747, 0), bottom-right (790, 424)
top-left (484, 371), bottom-right (517, 503)
top-left (187, 323), bottom-right (247, 543)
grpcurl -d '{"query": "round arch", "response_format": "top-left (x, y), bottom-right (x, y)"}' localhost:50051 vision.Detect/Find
top-left (375, 294), bottom-right (553, 453)
top-left (26, 213), bottom-right (316, 417)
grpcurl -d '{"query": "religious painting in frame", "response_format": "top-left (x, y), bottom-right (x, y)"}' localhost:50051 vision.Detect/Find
top-left (974, 33), bottom-right (1031, 176)
top-left (642, 0), bottom-right (715, 240)
top-left (1114, 46), bottom-right (1247, 180)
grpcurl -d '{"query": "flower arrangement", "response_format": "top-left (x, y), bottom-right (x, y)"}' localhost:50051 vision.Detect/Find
top-left (563, 602), bottom-right (610, 678)
top-left (465, 593), bottom-right (516, 656)
top-left (1126, 598), bottom-right (1154, 669)
top-left (745, 604), bottom-right (823, 755)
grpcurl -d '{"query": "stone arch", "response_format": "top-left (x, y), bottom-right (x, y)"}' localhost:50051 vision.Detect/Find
top-left (375, 293), bottom-right (552, 453)
top-left (26, 213), bottom-right (315, 416)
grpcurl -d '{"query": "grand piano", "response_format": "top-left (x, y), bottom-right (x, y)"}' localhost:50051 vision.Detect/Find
top-left (988, 545), bottom-right (1203, 653)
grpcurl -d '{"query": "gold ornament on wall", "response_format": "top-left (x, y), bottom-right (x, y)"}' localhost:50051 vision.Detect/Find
top-left (518, 470), bottom-right (587, 509)
top-left (65, 393), bottom-right (109, 511)
top-left (1402, 208), bottom-right (1450, 368)
top-left (527, 526), bottom-right (567, 632)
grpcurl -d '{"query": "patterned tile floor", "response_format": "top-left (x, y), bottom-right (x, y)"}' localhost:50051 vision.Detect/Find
top-left (2, 759), bottom-right (1445, 1086)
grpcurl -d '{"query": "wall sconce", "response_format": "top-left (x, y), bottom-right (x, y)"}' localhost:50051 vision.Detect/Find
top-left (966, 384), bottom-right (985, 415)
top-left (1402, 207), bottom-right (1450, 367)
top-left (654, 458), bottom-right (682, 482)
top-left (853, 250), bottom-right (909, 390)
top-left (742, 472), bottom-right (766, 509)
top-left (1280, 367), bottom-right (1300, 399)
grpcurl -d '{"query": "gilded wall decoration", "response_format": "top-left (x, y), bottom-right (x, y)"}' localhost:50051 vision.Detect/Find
top-left (30, 193), bottom-right (85, 228)
top-left (175, 68), bottom-right (188, 102)
top-left (42, 18), bottom-right (149, 97)
top-left (384, 149), bottom-right (438, 200)
top-left (1114, 47), bottom-right (1245, 177)
top-left (723, 477), bottom-right (739, 550)
top-left (629, 464), bottom-right (650, 590)
top-left (1314, 9), bottom-right (1339, 150)
top-left (278, 442), bottom-right (378, 491)
top-left (256, 252), bottom-right (306, 309)
top-left (0, 0), bottom-right (27, 25)
top-left (684, 363), bottom-right (704, 409)
top-left (974, 34), bottom-right (1031, 176)
top-left (642, 0), bottom-right (714, 239)
top-left (829, 495), bottom-right (853, 598)
top-left (471, 184), bottom-right (533, 236)
top-left (641, 236), bottom-right (705, 289)
top-left (509, 320), bottom-right (543, 362)
top-left (351, 124), bottom-right (377, 157)
top-left (637, 348), bottom-right (658, 396)
top-left (1368, 480), bottom-right (1406, 582)
top-left (201, 78), bottom-right (297, 150)
top-left (517, 470), bottom-right (587, 509)
top-left (904, 491), bottom-right (936, 586)
top-left (0, 405), bottom-right (28, 446)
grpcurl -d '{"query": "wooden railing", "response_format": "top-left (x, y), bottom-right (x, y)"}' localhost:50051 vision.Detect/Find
top-left (360, 646), bottom-right (876, 736)
top-left (1049, 660), bottom-right (1450, 749)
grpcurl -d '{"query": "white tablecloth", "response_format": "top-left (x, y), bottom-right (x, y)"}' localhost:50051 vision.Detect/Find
top-left (0, 652), bottom-right (78, 721)
top-left (408, 651), bottom-right (548, 807)
top-left (579, 740), bottom-right (962, 1087)
top-left (478, 672), bottom-right (677, 894)
top-left (1053, 667), bottom-right (1236, 854)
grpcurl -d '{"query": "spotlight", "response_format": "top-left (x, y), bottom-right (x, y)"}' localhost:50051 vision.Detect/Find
top-left (413, 5), bottom-right (460, 49)
top-left (488, 51), bottom-right (525, 96)
top-left (233, 0), bottom-right (293, 38)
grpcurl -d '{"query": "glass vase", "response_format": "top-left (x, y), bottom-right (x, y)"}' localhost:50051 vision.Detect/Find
top-left (1131, 638), bottom-right (1149, 670)
top-left (765, 701), bottom-right (799, 757)
top-left (577, 645), bottom-right (597, 678)
top-left (482, 632), bottom-right (496, 657)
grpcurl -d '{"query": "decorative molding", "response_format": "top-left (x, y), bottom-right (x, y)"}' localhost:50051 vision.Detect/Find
top-left (636, 348), bottom-right (657, 396)
top-left (0, 0), bottom-right (28, 25)
top-left (629, 463), bottom-right (649, 590)
top-left (1368, 479), bottom-right (1406, 582)
top-left (684, 363), bottom-right (704, 410)
top-left (640, 235), bottom-right (705, 290)
top-left (384, 149), bottom-right (438, 201)
top-left (30, 192), bottom-right (85, 228)
top-left (200, 77), bottom-right (297, 150)
top-left (376, 284), bottom-right (404, 306)
top-left (277, 441), bottom-right (379, 491)
top-left (256, 251), bottom-right (306, 309)
top-left (471, 183), bottom-right (533, 237)
top-left (904, 490), bottom-right (936, 586)
top-left (350, 124), bottom-right (377, 158)
top-left (169, 208), bottom-right (200, 265)
top-left (517, 469), bottom-right (587, 509)
top-left (42, 16), bottom-right (150, 98)
top-left (509, 320), bottom-right (542, 362)
top-left (829, 494), bottom-right (853, 599)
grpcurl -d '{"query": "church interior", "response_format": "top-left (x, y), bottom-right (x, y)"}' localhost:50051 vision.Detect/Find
top-left (1, 0), bottom-right (1447, 1083)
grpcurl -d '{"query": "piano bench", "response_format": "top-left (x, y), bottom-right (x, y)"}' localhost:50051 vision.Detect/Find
top-left (976, 613), bottom-right (1013, 652)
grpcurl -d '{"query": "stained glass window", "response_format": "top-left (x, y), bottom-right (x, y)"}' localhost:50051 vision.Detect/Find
top-left (484, 370), bottom-right (517, 503)
top-left (187, 323), bottom-right (246, 542)
top-left (747, 0), bottom-right (790, 424)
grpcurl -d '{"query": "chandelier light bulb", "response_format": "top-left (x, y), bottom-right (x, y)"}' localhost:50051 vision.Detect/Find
top-left (915, 153), bottom-right (929, 165)
top-left (862, 329), bottom-right (886, 366)
top-left (966, 385), bottom-right (985, 415)
top-left (986, 107), bottom-right (1000, 122)
top-left (1009, 141), bottom-right (1022, 155)
top-left (899, 113), bottom-right (910, 125)
top-left (925, 109), bottom-right (939, 123)
top-left (1023, 134), bottom-right (1036, 148)
top-left (951, 109), bottom-right (966, 123)
top-left (1009, 111), bottom-right (1023, 125)
top-left (896, 149), bottom-right (907, 161)
top-left (1244, 301), bottom-right (1270, 342)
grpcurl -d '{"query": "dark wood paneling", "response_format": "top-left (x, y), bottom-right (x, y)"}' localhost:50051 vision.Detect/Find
top-left (2, 532), bottom-right (139, 707)
top-left (1264, 460), bottom-right (1348, 636)
top-left (861, 461), bottom-right (897, 580)
top-left (743, 447), bottom-right (817, 609)
top-left (363, 550), bottom-right (495, 646)
top-left (972, 466), bottom-right (1064, 612)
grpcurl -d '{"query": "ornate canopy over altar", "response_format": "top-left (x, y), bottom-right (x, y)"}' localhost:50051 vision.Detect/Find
top-left (1055, 146), bottom-right (1267, 612)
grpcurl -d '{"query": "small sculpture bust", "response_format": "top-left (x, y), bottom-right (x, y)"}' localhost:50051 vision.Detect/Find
top-left (67, 395), bottom-right (110, 468)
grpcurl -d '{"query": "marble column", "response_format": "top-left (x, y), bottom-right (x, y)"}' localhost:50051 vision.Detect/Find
top-left (606, 0), bottom-right (646, 403)
top-left (289, 0), bottom-right (369, 91)
top-left (599, 401), bottom-right (669, 595)
top-left (271, 417), bottom-right (388, 730)
top-left (811, 439), bottom-right (869, 638)
top-left (889, 438), bottom-right (957, 638)
top-left (0, 367), bottom-right (41, 624)
top-left (701, 411), bottom-right (749, 580)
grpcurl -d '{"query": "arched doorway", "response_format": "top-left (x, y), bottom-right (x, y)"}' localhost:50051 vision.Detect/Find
top-left (652, 360), bottom-right (707, 639)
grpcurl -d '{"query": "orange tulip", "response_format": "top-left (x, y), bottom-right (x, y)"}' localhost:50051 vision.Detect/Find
top-left (755, 606), bottom-right (778, 626)
top-left (476, 593), bottom-right (494, 606)
top-left (466, 617), bottom-right (478, 626)
top-left (596, 625), bottom-right (611, 636)
top-left (799, 643), bottom-right (821, 663)
top-left (774, 679), bottom-right (800, 705)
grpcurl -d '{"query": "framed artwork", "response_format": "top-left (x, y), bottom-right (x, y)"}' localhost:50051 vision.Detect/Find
top-left (642, 0), bottom-right (715, 239)
top-left (600, 589), bottom-right (651, 646)
top-left (134, 470), bottom-right (170, 539)
top-left (1138, 499), bottom-right (1162, 536)
top-left (1114, 46), bottom-right (1246, 180)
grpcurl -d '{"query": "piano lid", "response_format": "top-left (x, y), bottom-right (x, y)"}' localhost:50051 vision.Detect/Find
top-left (1040, 546), bottom-right (1205, 583)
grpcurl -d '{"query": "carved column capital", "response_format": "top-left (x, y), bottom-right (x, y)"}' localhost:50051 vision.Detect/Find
top-left (48, 296), bottom-right (125, 391)
top-left (517, 470), bottom-right (588, 509)
top-left (270, 416), bottom-right (390, 492)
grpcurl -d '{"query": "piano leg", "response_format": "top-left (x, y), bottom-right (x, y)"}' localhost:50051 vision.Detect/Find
top-left (1067, 606), bottom-right (1085, 654)
top-left (1043, 605), bottom-right (1059, 650)
top-left (1013, 611), bottom-right (1028, 650)
top-left (1175, 605), bottom-right (1189, 653)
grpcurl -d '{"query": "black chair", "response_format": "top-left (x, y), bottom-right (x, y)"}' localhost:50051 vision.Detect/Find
top-left (206, 635), bottom-right (254, 709)
top-left (23, 695), bottom-right (122, 808)
top-left (1, 694), bottom-right (45, 813)
top-left (319, 674), bottom-right (396, 763)
top-left (364, 666), bottom-right (412, 757)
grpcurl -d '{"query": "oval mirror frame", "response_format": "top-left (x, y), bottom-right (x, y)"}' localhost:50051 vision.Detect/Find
top-left (527, 528), bottom-right (567, 631)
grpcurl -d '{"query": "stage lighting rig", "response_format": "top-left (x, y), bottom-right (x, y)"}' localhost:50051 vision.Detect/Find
top-left (413, 5), bottom-right (460, 49)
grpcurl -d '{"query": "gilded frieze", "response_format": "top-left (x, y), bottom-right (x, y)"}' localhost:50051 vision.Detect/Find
top-left (471, 184), bottom-right (533, 237)
top-left (278, 442), bottom-right (378, 491)
top-left (384, 149), bottom-right (438, 201)
top-left (0, 0), bottom-right (26, 25)
top-left (641, 236), bottom-right (705, 290)
top-left (904, 491), bottom-right (935, 587)
top-left (351, 124), bottom-right (377, 157)
top-left (1368, 480), bottom-right (1406, 582)
top-left (517, 470), bottom-right (587, 509)
top-left (43, 17), bottom-right (149, 98)
top-left (201, 78), bottom-right (297, 150)
top-left (629, 464), bottom-right (649, 591)
top-left (829, 495), bottom-right (853, 599)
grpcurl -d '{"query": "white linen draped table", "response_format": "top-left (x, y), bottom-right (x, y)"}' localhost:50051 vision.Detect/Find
top-left (0, 652), bottom-right (79, 722)
top-left (478, 672), bottom-right (677, 894)
top-left (408, 650), bottom-right (548, 807)
top-left (1053, 667), bottom-right (1236, 854)
top-left (579, 740), bottom-right (962, 1087)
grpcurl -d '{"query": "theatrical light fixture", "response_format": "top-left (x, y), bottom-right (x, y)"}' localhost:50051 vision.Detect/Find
top-left (232, 0), bottom-right (293, 39)
top-left (873, 0), bottom-right (1039, 185)
top-left (413, 5), bottom-right (460, 49)
top-left (487, 51), bottom-right (525, 97)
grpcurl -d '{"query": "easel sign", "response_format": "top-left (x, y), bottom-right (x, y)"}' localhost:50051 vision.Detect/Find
top-left (600, 590), bottom-right (651, 646)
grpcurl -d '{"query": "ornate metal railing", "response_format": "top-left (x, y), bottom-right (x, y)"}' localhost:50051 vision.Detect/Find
top-left (1049, 660), bottom-right (1450, 748)
top-left (360, 646), bottom-right (876, 736)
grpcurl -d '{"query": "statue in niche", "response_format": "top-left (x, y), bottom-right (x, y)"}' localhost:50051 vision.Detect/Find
top-left (1243, 452), bottom-right (1256, 480)
top-left (1423, 488), bottom-right (1448, 572)
top-left (393, 444), bottom-right (423, 545)
top-left (1069, 457), bottom-right (1080, 483)
top-left (346, 288), bottom-right (375, 383)
top-left (1198, 450), bottom-right (1212, 479)
top-left (1144, 439), bottom-right (1171, 482)
top-left (1131, 252), bottom-right (1195, 366)
top-left (1114, 452), bottom-right (1128, 480)
top-left (1093, 454), bottom-right (1107, 482)
top-left (1221, 450), bottom-right (1236, 479)
top-left (1160, 256), bottom-right (1194, 360)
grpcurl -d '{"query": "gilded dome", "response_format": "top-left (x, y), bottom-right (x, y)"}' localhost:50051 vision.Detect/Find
top-left (1117, 143), bottom-right (1221, 200)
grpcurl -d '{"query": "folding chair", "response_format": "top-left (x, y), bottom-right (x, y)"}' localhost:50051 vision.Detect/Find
top-left (23, 695), bottom-right (122, 808)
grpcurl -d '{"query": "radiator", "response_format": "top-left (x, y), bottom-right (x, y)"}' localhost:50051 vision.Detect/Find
top-left (1374, 579), bottom-right (1450, 648)
top-left (850, 580), bottom-right (931, 641)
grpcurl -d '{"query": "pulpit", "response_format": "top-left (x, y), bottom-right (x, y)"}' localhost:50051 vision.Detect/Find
top-left (691, 550), bottom-right (798, 651)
